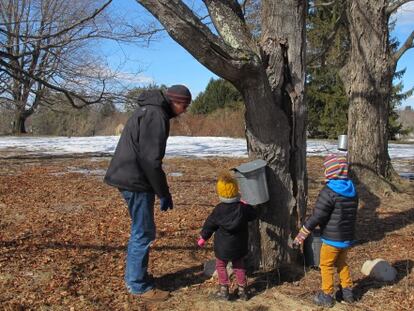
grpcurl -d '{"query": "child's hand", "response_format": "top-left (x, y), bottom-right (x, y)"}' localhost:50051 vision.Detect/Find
top-left (293, 226), bottom-right (310, 245)
top-left (197, 237), bottom-right (206, 247)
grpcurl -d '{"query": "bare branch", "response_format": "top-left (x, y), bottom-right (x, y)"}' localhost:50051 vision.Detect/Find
top-left (386, 0), bottom-right (414, 16)
top-left (0, 57), bottom-right (106, 108)
top-left (136, 0), bottom-right (252, 81)
top-left (203, 0), bottom-right (257, 52)
top-left (393, 30), bottom-right (414, 64)
top-left (22, 0), bottom-right (113, 41)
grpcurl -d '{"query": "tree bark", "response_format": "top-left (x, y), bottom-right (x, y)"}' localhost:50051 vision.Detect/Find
top-left (13, 113), bottom-right (28, 134)
top-left (340, 0), bottom-right (400, 192)
top-left (137, 0), bottom-right (307, 270)
top-left (243, 0), bottom-right (307, 270)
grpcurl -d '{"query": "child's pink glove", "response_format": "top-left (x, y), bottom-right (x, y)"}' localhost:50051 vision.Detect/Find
top-left (293, 226), bottom-right (310, 245)
top-left (197, 237), bottom-right (206, 247)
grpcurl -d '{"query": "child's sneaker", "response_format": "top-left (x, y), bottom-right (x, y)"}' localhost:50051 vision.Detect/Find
top-left (214, 285), bottom-right (229, 301)
top-left (341, 287), bottom-right (355, 303)
top-left (314, 292), bottom-right (335, 308)
top-left (335, 286), bottom-right (355, 303)
top-left (237, 286), bottom-right (249, 301)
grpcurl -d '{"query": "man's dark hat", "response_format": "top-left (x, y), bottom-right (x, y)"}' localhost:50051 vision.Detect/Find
top-left (166, 85), bottom-right (192, 105)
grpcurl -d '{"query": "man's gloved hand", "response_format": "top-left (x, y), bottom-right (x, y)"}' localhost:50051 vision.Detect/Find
top-left (160, 193), bottom-right (173, 212)
top-left (293, 226), bottom-right (311, 246)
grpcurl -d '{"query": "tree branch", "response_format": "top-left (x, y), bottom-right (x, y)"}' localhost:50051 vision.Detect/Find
top-left (203, 0), bottom-right (257, 52)
top-left (136, 0), bottom-right (255, 81)
top-left (0, 58), bottom-right (106, 108)
top-left (386, 0), bottom-right (413, 16)
top-left (18, 0), bottom-right (113, 41)
top-left (393, 30), bottom-right (414, 64)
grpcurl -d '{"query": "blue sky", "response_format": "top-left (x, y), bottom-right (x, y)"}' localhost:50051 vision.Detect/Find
top-left (102, 1), bottom-right (414, 108)
top-left (392, 2), bottom-right (414, 108)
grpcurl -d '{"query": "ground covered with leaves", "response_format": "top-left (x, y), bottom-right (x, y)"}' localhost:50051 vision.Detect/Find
top-left (0, 157), bottom-right (413, 310)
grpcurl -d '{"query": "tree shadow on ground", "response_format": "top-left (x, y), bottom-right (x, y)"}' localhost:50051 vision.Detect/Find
top-left (0, 240), bottom-right (202, 253)
top-left (354, 182), bottom-right (414, 245)
top-left (353, 259), bottom-right (413, 300)
top-left (247, 265), bottom-right (305, 295)
top-left (155, 264), bottom-right (209, 291)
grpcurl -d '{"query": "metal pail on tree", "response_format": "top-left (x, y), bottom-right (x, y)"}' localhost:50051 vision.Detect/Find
top-left (304, 229), bottom-right (322, 268)
top-left (232, 159), bottom-right (269, 205)
top-left (338, 135), bottom-right (348, 151)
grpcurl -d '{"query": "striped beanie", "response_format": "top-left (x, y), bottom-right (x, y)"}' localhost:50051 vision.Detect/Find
top-left (323, 154), bottom-right (349, 180)
top-left (166, 85), bottom-right (192, 105)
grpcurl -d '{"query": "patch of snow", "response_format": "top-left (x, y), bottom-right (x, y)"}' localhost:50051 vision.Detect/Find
top-left (0, 135), bottom-right (412, 159)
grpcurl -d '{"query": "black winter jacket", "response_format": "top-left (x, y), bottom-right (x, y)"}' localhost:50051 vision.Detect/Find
top-left (104, 90), bottom-right (175, 197)
top-left (200, 202), bottom-right (257, 261)
top-left (304, 185), bottom-right (358, 241)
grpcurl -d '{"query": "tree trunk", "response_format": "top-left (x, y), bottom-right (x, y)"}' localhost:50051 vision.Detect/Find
top-left (242, 0), bottom-right (307, 270)
top-left (341, 0), bottom-right (399, 192)
top-left (13, 111), bottom-right (28, 134)
top-left (137, 0), bottom-right (307, 271)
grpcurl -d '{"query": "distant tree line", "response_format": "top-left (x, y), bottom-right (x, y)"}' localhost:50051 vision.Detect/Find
top-left (0, 75), bottom-right (411, 139)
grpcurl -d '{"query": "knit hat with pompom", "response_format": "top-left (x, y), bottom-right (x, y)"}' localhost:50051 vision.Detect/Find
top-left (216, 171), bottom-right (240, 203)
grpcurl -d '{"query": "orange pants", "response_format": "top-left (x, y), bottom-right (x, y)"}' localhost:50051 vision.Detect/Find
top-left (319, 243), bottom-right (353, 294)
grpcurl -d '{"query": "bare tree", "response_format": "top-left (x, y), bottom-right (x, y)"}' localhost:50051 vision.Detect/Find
top-left (340, 0), bottom-right (414, 191)
top-left (134, 0), bottom-right (307, 270)
top-left (0, 0), bottom-right (158, 133)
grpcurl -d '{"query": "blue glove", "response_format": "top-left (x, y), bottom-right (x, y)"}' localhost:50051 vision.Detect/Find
top-left (160, 194), bottom-right (173, 211)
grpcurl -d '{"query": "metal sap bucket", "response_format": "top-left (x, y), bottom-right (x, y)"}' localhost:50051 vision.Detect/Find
top-left (304, 229), bottom-right (322, 268)
top-left (338, 135), bottom-right (348, 151)
top-left (232, 159), bottom-right (269, 205)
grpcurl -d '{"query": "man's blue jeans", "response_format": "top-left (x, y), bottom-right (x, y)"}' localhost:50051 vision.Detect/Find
top-left (121, 190), bottom-right (155, 294)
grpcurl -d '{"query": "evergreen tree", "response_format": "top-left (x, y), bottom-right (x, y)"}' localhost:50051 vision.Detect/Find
top-left (306, 1), bottom-right (409, 141)
top-left (189, 78), bottom-right (243, 115)
top-left (306, 1), bottom-right (349, 138)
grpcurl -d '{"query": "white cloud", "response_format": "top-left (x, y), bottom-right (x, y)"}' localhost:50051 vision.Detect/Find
top-left (114, 72), bottom-right (154, 84)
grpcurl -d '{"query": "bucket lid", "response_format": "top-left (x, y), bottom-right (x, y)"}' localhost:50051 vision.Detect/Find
top-left (233, 159), bottom-right (267, 174)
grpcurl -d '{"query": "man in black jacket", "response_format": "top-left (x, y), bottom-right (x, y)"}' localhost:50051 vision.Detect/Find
top-left (104, 85), bottom-right (191, 301)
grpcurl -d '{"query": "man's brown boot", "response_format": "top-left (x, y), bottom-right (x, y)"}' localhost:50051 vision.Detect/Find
top-left (138, 288), bottom-right (170, 302)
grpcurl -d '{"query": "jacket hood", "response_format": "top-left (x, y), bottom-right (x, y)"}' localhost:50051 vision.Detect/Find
top-left (218, 203), bottom-right (245, 232)
top-left (326, 179), bottom-right (356, 197)
top-left (137, 90), bottom-right (175, 118)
